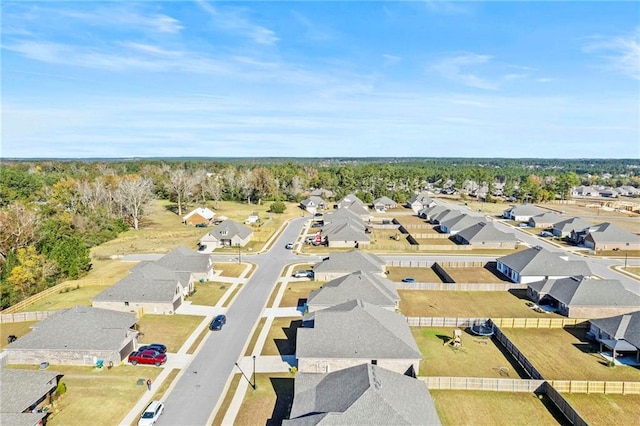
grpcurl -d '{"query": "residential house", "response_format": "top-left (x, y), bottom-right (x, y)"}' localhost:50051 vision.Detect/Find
top-left (496, 246), bottom-right (592, 283)
top-left (182, 207), bottom-right (215, 226)
top-left (322, 218), bottom-right (371, 248)
top-left (582, 222), bottom-right (640, 251)
top-left (1, 369), bottom-right (63, 426)
top-left (300, 196), bottom-right (328, 214)
top-left (527, 276), bottom-right (640, 318)
top-left (430, 208), bottom-right (464, 225)
top-left (502, 204), bottom-right (547, 222)
top-left (296, 299), bottom-right (422, 375)
top-left (407, 191), bottom-right (435, 213)
top-left (589, 311), bottom-right (640, 363)
top-left (199, 220), bottom-right (253, 250)
top-left (439, 213), bottom-right (483, 235)
top-left (244, 212), bottom-right (260, 225)
top-left (528, 212), bottom-right (565, 229)
top-left (337, 193), bottom-right (366, 209)
top-left (155, 246), bottom-right (215, 294)
top-left (571, 186), bottom-right (601, 197)
top-left (336, 194), bottom-right (371, 220)
top-left (552, 217), bottom-right (594, 239)
top-left (455, 222), bottom-right (518, 249)
top-left (284, 363), bottom-right (441, 426)
top-left (418, 204), bottom-right (448, 221)
top-left (313, 251), bottom-right (386, 281)
top-left (92, 262), bottom-right (185, 314)
top-left (372, 196), bottom-right (397, 212)
top-left (306, 271), bottom-right (400, 312)
top-left (310, 188), bottom-right (334, 199)
top-left (323, 207), bottom-right (365, 225)
top-left (4, 306), bottom-right (138, 366)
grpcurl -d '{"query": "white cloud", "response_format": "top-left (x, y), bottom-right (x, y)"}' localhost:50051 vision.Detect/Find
top-left (584, 27), bottom-right (640, 80)
top-left (432, 53), bottom-right (498, 90)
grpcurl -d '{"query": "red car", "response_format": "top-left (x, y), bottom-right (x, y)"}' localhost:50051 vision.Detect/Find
top-left (128, 350), bottom-right (167, 366)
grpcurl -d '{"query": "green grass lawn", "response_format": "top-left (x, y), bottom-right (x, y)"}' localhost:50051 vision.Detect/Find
top-left (260, 317), bottom-right (301, 356)
top-left (278, 281), bottom-right (324, 307)
top-left (431, 390), bottom-right (567, 426)
top-left (136, 314), bottom-right (205, 353)
top-left (412, 327), bottom-right (528, 378)
top-left (387, 266), bottom-right (444, 283)
top-left (563, 393), bottom-right (640, 425)
top-left (503, 328), bottom-right (640, 381)
top-left (187, 282), bottom-right (230, 306)
top-left (8, 364), bottom-right (162, 426)
top-left (215, 262), bottom-right (251, 278)
top-left (443, 265), bottom-right (509, 283)
top-left (25, 285), bottom-right (112, 312)
top-left (234, 373), bottom-right (294, 426)
top-left (399, 289), bottom-right (560, 318)
top-left (0, 321), bottom-right (38, 349)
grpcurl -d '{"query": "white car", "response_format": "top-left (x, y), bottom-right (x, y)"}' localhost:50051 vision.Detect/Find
top-left (138, 400), bottom-right (164, 426)
top-left (293, 270), bottom-right (314, 278)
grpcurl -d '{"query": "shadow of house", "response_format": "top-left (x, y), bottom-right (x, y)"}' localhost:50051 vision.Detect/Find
top-left (267, 377), bottom-right (295, 426)
top-left (275, 320), bottom-right (301, 357)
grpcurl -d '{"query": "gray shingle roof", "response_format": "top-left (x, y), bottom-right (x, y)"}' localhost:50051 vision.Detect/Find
top-left (373, 196), bottom-right (396, 206)
top-left (529, 212), bottom-right (565, 225)
top-left (337, 193), bottom-right (365, 208)
top-left (301, 196), bottom-right (327, 208)
top-left (323, 208), bottom-right (363, 224)
top-left (421, 204), bottom-right (448, 220)
top-left (503, 204), bottom-right (547, 217)
top-left (307, 271), bottom-right (399, 310)
top-left (440, 214), bottom-right (483, 233)
top-left (586, 222), bottom-right (640, 244)
top-left (285, 364), bottom-right (441, 425)
top-left (5, 306), bottom-right (136, 351)
top-left (408, 191), bottom-right (433, 205)
top-left (456, 222), bottom-right (517, 244)
top-left (313, 251), bottom-right (385, 274)
top-left (205, 220), bottom-right (253, 240)
top-left (93, 262), bottom-right (182, 303)
top-left (590, 311), bottom-right (640, 349)
top-left (432, 209), bottom-right (463, 224)
top-left (323, 220), bottom-right (370, 243)
top-left (528, 277), bottom-right (640, 307)
top-left (296, 299), bottom-right (421, 360)
top-left (552, 217), bottom-right (594, 234)
top-left (1, 369), bottom-right (61, 415)
top-left (0, 412), bottom-right (47, 426)
top-left (156, 246), bottom-right (212, 273)
top-left (497, 246), bottom-right (592, 276)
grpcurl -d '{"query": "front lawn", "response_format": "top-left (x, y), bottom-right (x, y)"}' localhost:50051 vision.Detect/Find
top-left (431, 390), bottom-right (567, 426)
top-left (399, 289), bottom-right (560, 318)
top-left (412, 327), bottom-right (527, 378)
top-left (261, 318), bottom-right (301, 356)
top-left (234, 373), bottom-right (294, 426)
top-left (563, 393), bottom-right (640, 425)
top-left (188, 282), bottom-right (230, 306)
top-left (278, 281), bottom-right (324, 308)
top-left (503, 328), bottom-right (640, 381)
top-left (216, 262), bottom-right (250, 278)
top-left (136, 314), bottom-right (205, 353)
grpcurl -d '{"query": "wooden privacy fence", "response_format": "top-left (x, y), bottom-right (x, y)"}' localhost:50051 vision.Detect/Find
top-left (491, 318), bottom-right (589, 329)
top-left (411, 233), bottom-right (450, 239)
top-left (386, 260), bottom-right (486, 268)
top-left (1, 278), bottom-right (108, 314)
top-left (545, 383), bottom-right (589, 426)
top-left (421, 377), bottom-right (546, 393)
top-left (550, 380), bottom-right (640, 395)
top-left (0, 311), bottom-right (56, 324)
top-left (493, 325), bottom-right (544, 380)
top-left (405, 317), bottom-right (489, 327)
top-left (397, 282), bottom-right (527, 291)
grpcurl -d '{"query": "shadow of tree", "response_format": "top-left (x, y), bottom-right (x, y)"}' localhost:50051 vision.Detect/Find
top-left (267, 377), bottom-right (294, 426)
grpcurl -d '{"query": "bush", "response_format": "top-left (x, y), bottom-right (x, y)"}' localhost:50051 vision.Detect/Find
top-left (269, 201), bottom-right (286, 214)
top-left (56, 381), bottom-right (67, 396)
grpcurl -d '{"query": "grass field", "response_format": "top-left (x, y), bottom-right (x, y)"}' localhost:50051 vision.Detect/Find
top-left (563, 393), bottom-right (640, 425)
top-left (260, 317), bottom-right (301, 356)
top-left (187, 282), bottom-right (230, 306)
top-left (443, 265), bottom-right (509, 283)
top-left (412, 327), bottom-right (527, 378)
top-left (395, 215), bottom-right (433, 226)
top-left (136, 314), bottom-right (204, 353)
top-left (431, 390), bottom-right (567, 426)
top-left (233, 373), bottom-right (294, 426)
top-left (370, 229), bottom-right (412, 247)
top-left (0, 321), bottom-right (38, 349)
top-left (216, 262), bottom-right (250, 278)
top-left (399, 289), bottom-right (559, 318)
top-left (387, 266), bottom-right (444, 283)
top-left (278, 281), bottom-right (323, 307)
top-left (7, 364), bottom-right (162, 426)
top-left (624, 266), bottom-right (640, 275)
top-left (211, 374), bottom-right (242, 426)
top-left (503, 328), bottom-right (640, 381)
top-left (25, 285), bottom-right (112, 312)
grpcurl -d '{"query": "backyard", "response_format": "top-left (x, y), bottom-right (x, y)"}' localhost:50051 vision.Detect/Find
top-left (411, 327), bottom-right (528, 378)
top-left (503, 328), bottom-right (640, 381)
top-left (387, 266), bottom-right (444, 283)
top-left (0, 321), bottom-right (38, 349)
top-left (260, 317), bottom-right (301, 356)
top-left (562, 393), bottom-right (640, 425)
top-left (136, 314), bottom-right (205, 353)
top-left (399, 289), bottom-right (560, 318)
top-left (443, 264), bottom-right (510, 283)
top-left (233, 373), bottom-right (294, 426)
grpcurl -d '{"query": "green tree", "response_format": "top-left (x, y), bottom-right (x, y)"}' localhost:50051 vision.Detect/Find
top-left (269, 201), bottom-right (286, 214)
top-left (49, 236), bottom-right (91, 279)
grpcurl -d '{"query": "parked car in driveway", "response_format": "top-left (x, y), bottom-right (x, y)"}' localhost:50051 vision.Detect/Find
top-left (539, 231), bottom-right (553, 237)
top-left (401, 277), bottom-right (416, 283)
top-left (138, 400), bottom-right (164, 426)
top-left (195, 223), bottom-right (208, 228)
top-left (138, 343), bottom-right (167, 354)
top-left (128, 350), bottom-right (167, 366)
top-left (198, 244), bottom-right (207, 252)
top-left (293, 270), bottom-right (314, 278)
top-left (209, 314), bottom-right (227, 330)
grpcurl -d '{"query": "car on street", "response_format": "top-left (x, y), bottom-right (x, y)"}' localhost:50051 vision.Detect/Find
top-left (285, 242), bottom-right (294, 249)
top-left (293, 270), bottom-right (314, 278)
top-left (401, 277), bottom-right (416, 283)
top-left (137, 400), bottom-right (165, 426)
top-left (138, 343), bottom-right (167, 354)
top-left (198, 244), bottom-right (207, 252)
top-left (128, 350), bottom-right (167, 366)
top-left (209, 314), bottom-right (227, 330)
top-left (310, 222), bottom-right (323, 228)
top-left (539, 231), bottom-right (553, 238)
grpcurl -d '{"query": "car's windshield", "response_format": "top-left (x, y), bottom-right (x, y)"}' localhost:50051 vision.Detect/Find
top-left (141, 411), bottom-right (155, 418)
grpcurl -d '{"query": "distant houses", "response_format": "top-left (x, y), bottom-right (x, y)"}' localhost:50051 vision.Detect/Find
top-left (502, 204), bottom-right (547, 222)
top-left (199, 220), bottom-right (253, 250)
top-left (182, 207), bottom-right (215, 226)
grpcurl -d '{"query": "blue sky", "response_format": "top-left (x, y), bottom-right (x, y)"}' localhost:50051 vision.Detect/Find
top-left (2, 1), bottom-right (639, 158)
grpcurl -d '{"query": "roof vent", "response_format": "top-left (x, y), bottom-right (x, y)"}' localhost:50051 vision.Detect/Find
top-left (559, 255), bottom-right (569, 261)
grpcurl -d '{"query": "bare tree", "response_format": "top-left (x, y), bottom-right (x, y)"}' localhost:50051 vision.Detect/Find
top-left (165, 169), bottom-right (196, 216)
top-left (237, 169), bottom-right (255, 204)
top-left (114, 176), bottom-right (154, 230)
top-left (0, 202), bottom-right (40, 261)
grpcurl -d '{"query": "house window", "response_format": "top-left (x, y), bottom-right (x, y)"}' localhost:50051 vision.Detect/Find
top-left (371, 360), bottom-right (377, 365)
top-left (124, 302), bottom-right (129, 306)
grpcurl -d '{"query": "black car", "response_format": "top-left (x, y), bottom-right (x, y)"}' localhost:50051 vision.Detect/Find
top-left (209, 314), bottom-right (227, 330)
top-left (195, 223), bottom-right (208, 228)
top-left (138, 343), bottom-right (167, 354)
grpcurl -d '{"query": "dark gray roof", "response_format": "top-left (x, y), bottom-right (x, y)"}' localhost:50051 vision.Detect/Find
top-left (408, 191), bottom-right (433, 205)
top-left (5, 306), bottom-right (136, 351)
top-left (323, 210), bottom-right (365, 229)
top-left (337, 193), bottom-right (365, 208)
top-left (456, 222), bottom-right (517, 244)
top-left (586, 222), bottom-right (640, 244)
top-left (591, 311), bottom-right (640, 349)
top-left (323, 220), bottom-right (370, 243)
top-left (432, 209), bottom-right (463, 224)
top-left (205, 220), bottom-right (253, 240)
top-left (421, 204), bottom-right (448, 219)
top-left (156, 246), bottom-right (212, 273)
top-left (296, 299), bottom-right (421, 360)
top-left (440, 214), bottom-right (483, 233)
top-left (314, 251), bottom-right (385, 274)
top-left (285, 364), bottom-right (441, 425)
top-left (529, 277), bottom-right (640, 307)
top-left (1, 369), bottom-right (61, 415)
top-left (552, 217), bottom-right (594, 233)
top-left (307, 271), bottom-right (399, 309)
top-left (93, 262), bottom-right (182, 303)
top-left (497, 246), bottom-right (592, 276)
top-left (529, 212), bottom-right (565, 224)
top-left (373, 196), bottom-right (397, 206)
top-left (301, 196), bottom-right (327, 208)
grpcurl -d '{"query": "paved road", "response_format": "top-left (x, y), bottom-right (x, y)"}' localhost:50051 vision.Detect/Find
top-left (158, 216), bottom-right (310, 426)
